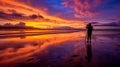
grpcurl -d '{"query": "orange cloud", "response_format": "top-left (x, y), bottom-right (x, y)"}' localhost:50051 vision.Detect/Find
top-left (0, 0), bottom-right (68, 22)
top-left (0, 0), bottom-right (86, 28)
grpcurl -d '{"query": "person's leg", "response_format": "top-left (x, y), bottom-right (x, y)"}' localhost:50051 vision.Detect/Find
top-left (87, 35), bottom-right (90, 42)
top-left (87, 32), bottom-right (89, 42)
top-left (87, 36), bottom-right (89, 42)
top-left (87, 31), bottom-right (92, 42)
top-left (89, 31), bottom-right (92, 41)
top-left (89, 36), bottom-right (91, 41)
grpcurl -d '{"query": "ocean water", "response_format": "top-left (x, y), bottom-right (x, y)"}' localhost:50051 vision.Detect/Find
top-left (0, 30), bottom-right (120, 67)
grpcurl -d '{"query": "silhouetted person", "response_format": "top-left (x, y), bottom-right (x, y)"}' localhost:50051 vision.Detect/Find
top-left (86, 23), bottom-right (93, 41)
top-left (85, 41), bottom-right (92, 62)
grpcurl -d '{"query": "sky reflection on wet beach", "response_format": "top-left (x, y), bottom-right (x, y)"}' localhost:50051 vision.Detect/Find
top-left (0, 31), bottom-right (120, 67)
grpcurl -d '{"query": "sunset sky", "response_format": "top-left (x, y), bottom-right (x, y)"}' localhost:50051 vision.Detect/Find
top-left (0, 0), bottom-right (120, 28)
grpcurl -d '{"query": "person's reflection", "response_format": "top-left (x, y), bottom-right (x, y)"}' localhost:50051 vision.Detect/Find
top-left (85, 41), bottom-right (92, 62)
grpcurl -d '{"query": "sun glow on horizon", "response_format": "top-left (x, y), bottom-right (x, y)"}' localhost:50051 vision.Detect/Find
top-left (0, 0), bottom-right (87, 29)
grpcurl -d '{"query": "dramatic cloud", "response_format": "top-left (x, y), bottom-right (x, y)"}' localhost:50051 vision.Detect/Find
top-left (0, 0), bottom-right (68, 22)
top-left (62, 0), bottom-right (101, 18)
top-left (0, 0), bottom-right (120, 28)
top-left (95, 21), bottom-right (120, 26)
top-left (29, 14), bottom-right (44, 19)
top-left (0, 11), bottom-right (44, 21)
top-left (62, 0), bottom-right (120, 22)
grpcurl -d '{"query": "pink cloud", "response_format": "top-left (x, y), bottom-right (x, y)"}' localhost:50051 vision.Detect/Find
top-left (62, 0), bottom-right (101, 18)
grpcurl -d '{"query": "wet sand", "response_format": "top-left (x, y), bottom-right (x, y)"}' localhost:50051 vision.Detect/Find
top-left (0, 30), bottom-right (120, 67)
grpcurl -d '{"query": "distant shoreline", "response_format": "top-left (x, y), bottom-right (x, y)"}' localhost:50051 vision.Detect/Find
top-left (0, 26), bottom-right (120, 31)
top-left (0, 26), bottom-right (83, 30)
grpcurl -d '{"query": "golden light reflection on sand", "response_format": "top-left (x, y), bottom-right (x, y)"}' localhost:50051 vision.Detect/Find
top-left (0, 32), bottom-right (85, 64)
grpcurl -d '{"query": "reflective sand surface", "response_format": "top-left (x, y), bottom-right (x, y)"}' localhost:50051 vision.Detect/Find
top-left (0, 31), bottom-right (120, 67)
